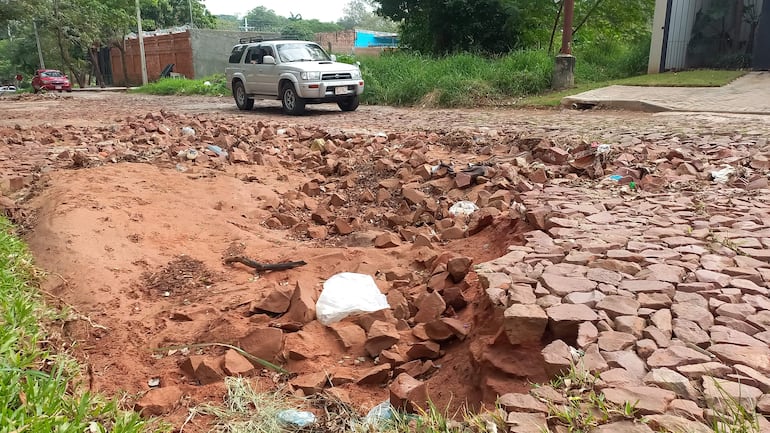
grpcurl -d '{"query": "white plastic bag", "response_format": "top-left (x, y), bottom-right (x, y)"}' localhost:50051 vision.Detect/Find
top-left (448, 200), bottom-right (479, 217)
top-left (316, 273), bottom-right (390, 325)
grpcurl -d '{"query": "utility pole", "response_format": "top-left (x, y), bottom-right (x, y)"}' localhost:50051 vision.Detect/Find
top-left (135, 0), bottom-right (148, 85)
top-left (560, 0), bottom-right (575, 55)
top-left (552, 0), bottom-right (575, 89)
top-left (33, 20), bottom-right (45, 69)
top-left (188, 0), bottom-right (195, 27)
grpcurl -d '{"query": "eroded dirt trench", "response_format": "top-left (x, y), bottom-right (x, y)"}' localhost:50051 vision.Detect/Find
top-left (3, 93), bottom-right (770, 430)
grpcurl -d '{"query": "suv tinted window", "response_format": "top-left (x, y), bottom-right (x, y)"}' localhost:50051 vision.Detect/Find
top-left (228, 46), bottom-right (247, 64)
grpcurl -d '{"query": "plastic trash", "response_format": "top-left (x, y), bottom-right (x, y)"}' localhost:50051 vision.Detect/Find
top-left (448, 200), bottom-right (479, 217)
top-left (181, 126), bottom-right (195, 136)
top-left (277, 409), bottom-right (316, 427)
top-left (203, 81), bottom-right (212, 86)
top-left (316, 273), bottom-right (390, 325)
top-left (364, 400), bottom-right (394, 425)
top-left (596, 144), bottom-right (611, 154)
top-left (206, 145), bottom-right (228, 158)
top-left (186, 149), bottom-right (199, 160)
top-left (607, 174), bottom-right (623, 182)
top-left (711, 166), bottom-right (736, 184)
top-left (175, 163), bottom-right (187, 172)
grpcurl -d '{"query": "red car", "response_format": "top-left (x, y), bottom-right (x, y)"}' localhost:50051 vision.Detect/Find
top-left (32, 69), bottom-right (72, 93)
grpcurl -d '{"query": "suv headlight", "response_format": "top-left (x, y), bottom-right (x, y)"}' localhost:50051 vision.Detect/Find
top-left (351, 69), bottom-right (362, 80)
top-left (300, 71), bottom-right (320, 80)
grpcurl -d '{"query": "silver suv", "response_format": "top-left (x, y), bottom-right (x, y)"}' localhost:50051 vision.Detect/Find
top-left (225, 39), bottom-right (364, 115)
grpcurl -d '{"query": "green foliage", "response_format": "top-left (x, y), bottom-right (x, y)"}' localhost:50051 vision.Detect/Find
top-left (375, 0), bottom-right (522, 54)
top-left (338, 0), bottom-right (399, 32)
top-left (281, 21), bottom-right (316, 40)
top-left (0, 217), bottom-right (153, 432)
top-left (139, 0), bottom-right (216, 30)
top-left (244, 6), bottom-right (342, 34)
top-left (214, 14), bottom-right (241, 31)
top-left (358, 50), bottom-right (552, 106)
top-left (574, 35), bottom-right (651, 82)
top-left (373, 0), bottom-right (654, 55)
top-left (545, 363), bottom-right (639, 433)
top-left (132, 74), bottom-right (228, 95)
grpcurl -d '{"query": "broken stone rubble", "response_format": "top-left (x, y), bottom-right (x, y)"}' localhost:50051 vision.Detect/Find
top-left (5, 109), bottom-right (770, 428)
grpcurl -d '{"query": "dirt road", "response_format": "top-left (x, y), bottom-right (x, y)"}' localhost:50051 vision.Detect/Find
top-left (2, 92), bottom-right (770, 431)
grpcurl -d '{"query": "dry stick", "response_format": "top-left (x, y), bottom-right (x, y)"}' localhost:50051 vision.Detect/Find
top-left (39, 285), bottom-right (109, 331)
top-left (153, 342), bottom-right (289, 375)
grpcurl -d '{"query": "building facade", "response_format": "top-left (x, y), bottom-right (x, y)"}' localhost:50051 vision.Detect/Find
top-left (648, 0), bottom-right (769, 72)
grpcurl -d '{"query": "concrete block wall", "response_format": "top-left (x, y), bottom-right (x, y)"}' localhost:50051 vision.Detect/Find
top-left (191, 29), bottom-right (279, 79)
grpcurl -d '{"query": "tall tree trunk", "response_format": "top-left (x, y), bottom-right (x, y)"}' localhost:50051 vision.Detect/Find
top-left (548, 1), bottom-right (564, 55)
top-left (113, 39), bottom-right (130, 87)
top-left (89, 44), bottom-right (106, 88)
top-left (54, 0), bottom-right (85, 88)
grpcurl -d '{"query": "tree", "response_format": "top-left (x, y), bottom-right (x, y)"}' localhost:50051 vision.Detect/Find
top-left (244, 6), bottom-right (285, 31)
top-left (1, 0), bottom-right (45, 25)
top-left (374, 0), bottom-right (522, 54)
top-left (338, 0), bottom-right (398, 32)
top-left (139, 0), bottom-right (215, 30)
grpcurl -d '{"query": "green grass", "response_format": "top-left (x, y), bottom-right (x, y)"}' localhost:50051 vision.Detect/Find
top-left (358, 50), bottom-right (554, 107)
top-left (614, 69), bottom-right (746, 87)
top-left (518, 69), bottom-right (747, 107)
top-left (0, 216), bottom-right (154, 432)
top-left (132, 74), bottom-right (228, 96)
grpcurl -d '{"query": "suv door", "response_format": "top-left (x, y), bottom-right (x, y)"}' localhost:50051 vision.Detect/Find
top-left (242, 46), bottom-right (262, 94)
top-left (254, 45), bottom-right (279, 96)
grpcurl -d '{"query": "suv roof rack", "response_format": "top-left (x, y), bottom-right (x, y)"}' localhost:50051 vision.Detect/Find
top-left (239, 36), bottom-right (264, 44)
top-left (238, 36), bottom-right (289, 44)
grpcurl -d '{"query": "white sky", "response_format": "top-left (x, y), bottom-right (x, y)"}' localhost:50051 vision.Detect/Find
top-left (202, 0), bottom-right (350, 22)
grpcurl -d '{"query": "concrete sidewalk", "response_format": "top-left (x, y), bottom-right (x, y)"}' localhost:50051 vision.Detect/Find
top-left (562, 71), bottom-right (770, 115)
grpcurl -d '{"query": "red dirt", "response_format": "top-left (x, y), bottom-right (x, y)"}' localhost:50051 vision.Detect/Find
top-left (0, 93), bottom-right (569, 429)
top-left (3, 92), bottom-right (739, 430)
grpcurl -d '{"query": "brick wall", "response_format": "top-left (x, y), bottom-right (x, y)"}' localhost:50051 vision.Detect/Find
top-left (110, 31), bottom-right (193, 86)
top-left (315, 30), bottom-right (356, 55)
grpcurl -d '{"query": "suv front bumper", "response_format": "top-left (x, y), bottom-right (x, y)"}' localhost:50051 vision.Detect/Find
top-left (297, 80), bottom-right (364, 100)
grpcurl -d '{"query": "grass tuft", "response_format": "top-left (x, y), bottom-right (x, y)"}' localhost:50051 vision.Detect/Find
top-left (0, 216), bottom-right (154, 432)
top-left (132, 74), bottom-right (228, 96)
top-left (184, 377), bottom-right (305, 433)
top-left (708, 378), bottom-right (760, 433)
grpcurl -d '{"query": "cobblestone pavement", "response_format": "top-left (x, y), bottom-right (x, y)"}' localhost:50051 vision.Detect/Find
top-left (564, 72), bottom-right (770, 115)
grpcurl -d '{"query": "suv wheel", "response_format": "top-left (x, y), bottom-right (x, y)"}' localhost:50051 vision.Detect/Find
top-left (338, 95), bottom-right (359, 112)
top-left (233, 80), bottom-right (254, 111)
top-left (281, 83), bottom-right (305, 115)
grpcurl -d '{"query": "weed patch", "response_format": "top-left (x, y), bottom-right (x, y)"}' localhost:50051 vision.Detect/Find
top-left (132, 74), bottom-right (228, 96)
top-left (0, 217), bottom-right (154, 432)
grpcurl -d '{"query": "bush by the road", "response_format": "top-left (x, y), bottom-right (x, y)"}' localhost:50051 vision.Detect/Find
top-left (133, 74), bottom-right (228, 96)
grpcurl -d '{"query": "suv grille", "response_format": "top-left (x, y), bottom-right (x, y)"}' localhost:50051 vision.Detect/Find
top-left (322, 73), bottom-right (352, 81)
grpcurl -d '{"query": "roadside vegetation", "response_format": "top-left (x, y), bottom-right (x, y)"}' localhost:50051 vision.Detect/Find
top-left (0, 216), bottom-right (153, 432)
top-left (135, 36), bottom-right (742, 109)
top-left (131, 73), bottom-right (228, 96)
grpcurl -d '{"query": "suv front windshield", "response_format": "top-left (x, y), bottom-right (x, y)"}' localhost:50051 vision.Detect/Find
top-left (276, 43), bottom-right (330, 63)
top-left (41, 71), bottom-right (64, 78)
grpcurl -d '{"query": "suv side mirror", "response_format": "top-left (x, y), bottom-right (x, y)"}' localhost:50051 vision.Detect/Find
top-left (330, 54), bottom-right (337, 62)
top-left (263, 55), bottom-right (276, 65)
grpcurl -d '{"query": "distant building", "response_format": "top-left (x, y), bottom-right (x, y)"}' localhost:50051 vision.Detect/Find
top-left (109, 28), bottom-right (278, 86)
top-left (648, 0), bottom-right (770, 72)
top-left (315, 29), bottom-right (399, 56)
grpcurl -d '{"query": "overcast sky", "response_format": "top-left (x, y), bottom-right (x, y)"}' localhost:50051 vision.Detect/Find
top-left (201, 0), bottom-right (351, 22)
